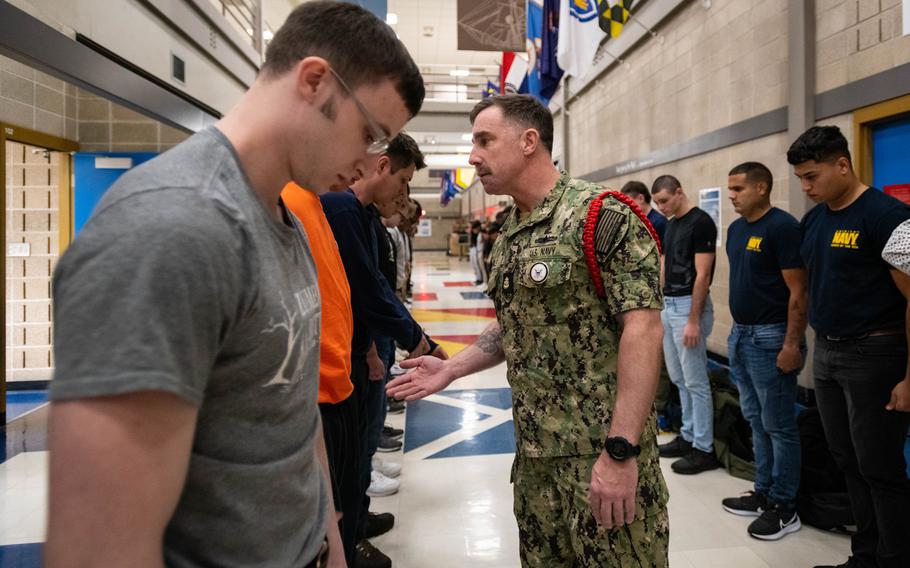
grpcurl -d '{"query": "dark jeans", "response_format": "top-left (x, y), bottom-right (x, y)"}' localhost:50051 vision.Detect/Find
top-left (319, 394), bottom-right (361, 565)
top-left (350, 355), bottom-right (372, 543)
top-left (728, 322), bottom-right (803, 504)
top-left (814, 335), bottom-right (910, 568)
top-left (359, 336), bottom-right (396, 538)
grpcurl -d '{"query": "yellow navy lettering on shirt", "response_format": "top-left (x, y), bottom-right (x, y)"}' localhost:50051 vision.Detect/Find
top-left (831, 230), bottom-right (860, 249)
top-left (746, 236), bottom-right (763, 252)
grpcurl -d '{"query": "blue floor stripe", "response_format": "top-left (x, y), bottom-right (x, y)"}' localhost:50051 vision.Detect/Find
top-left (404, 400), bottom-right (490, 452)
top-left (6, 391), bottom-right (48, 423)
top-left (429, 420), bottom-right (516, 459)
top-left (0, 543), bottom-right (42, 568)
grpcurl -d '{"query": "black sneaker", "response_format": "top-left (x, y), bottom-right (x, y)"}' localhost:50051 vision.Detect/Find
top-left (658, 436), bottom-right (693, 458)
top-left (377, 433), bottom-right (402, 453)
top-left (387, 399), bottom-right (405, 414)
top-left (364, 512), bottom-right (395, 539)
top-left (355, 540), bottom-right (392, 568)
top-left (748, 502), bottom-right (801, 540)
top-left (383, 424), bottom-right (404, 440)
top-left (671, 448), bottom-right (721, 474)
top-left (722, 491), bottom-right (769, 517)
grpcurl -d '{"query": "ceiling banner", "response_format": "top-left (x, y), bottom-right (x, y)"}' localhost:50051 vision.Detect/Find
top-left (457, 0), bottom-right (526, 52)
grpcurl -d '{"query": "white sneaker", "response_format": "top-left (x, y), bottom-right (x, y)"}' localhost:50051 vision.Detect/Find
top-left (367, 470), bottom-right (400, 497)
top-left (372, 456), bottom-right (402, 479)
top-left (389, 364), bottom-right (407, 377)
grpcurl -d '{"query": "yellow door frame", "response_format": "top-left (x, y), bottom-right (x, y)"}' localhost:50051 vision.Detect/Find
top-left (853, 93), bottom-right (910, 186)
top-left (0, 122), bottom-right (78, 421)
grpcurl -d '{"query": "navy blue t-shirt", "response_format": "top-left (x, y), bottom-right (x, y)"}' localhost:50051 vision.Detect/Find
top-left (800, 188), bottom-right (910, 337)
top-left (726, 208), bottom-right (803, 325)
top-left (647, 208), bottom-right (667, 246)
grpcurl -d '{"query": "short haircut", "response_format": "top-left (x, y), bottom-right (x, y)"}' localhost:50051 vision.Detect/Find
top-left (729, 162), bottom-right (773, 193)
top-left (786, 126), bottom-right (852, 166)
top-left (408, 198), bottom-right (423, 223)
top-left (651, 175), bottom-right (682, 196)
top-left (620, 180), bottom-right (651, 204)
top-left (470, 94), bottom-right (554, 154)
top-left (386, 133), bottom-right (426, 173)
top-left (261, 1), bottom-right (425, 117)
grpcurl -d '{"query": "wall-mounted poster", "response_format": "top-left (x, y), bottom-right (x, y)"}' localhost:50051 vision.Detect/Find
top-left (417, 219), bottom-right (433, 237)
top-left (699, 187), bottom-right (722, 247)
top-left (457, 0), bottom-right (526, 52)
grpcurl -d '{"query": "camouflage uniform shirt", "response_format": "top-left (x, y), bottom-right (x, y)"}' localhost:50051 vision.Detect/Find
top-left (487, 173), bottom-right (668, 516)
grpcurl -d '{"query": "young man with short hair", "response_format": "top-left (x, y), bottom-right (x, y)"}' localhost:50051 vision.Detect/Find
top-left (790, 126), bottom-right (910, 568)
top-left (651, 175), bottom-right (720, 475)
top-left (621, 180), bottom-right (667, 244)
top-left (45, 3), bottom-right (424, 567)
top-left (720, 161), bottom-right (808, 540)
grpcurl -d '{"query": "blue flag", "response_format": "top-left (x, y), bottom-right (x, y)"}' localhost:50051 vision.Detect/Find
top-left (526, 0), bottom-right (544, 102)
top-left (540, 0), bottom-right (564, 101)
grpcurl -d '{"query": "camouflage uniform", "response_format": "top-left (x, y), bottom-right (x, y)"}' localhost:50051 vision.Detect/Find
top-left (487, 173), bottom-right (669, 567)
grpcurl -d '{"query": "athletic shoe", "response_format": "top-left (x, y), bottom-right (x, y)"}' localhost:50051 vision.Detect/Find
top-left (383, 424), bottom-right (404, 440)
top-left (387, 399), bottom-right (405, 414)
top-left (377, 433), bottom-right (402, 452)
top-left (812, 558), bottom-right (860, 568)
top-left (364, 512), bottom-right (395, 539)
top-left (355, 540), bottom-right (392, 568)
top-left (372, 456), bottom-right (401, 479)
top-left (657, 435), bottom-right (692, 458)
top-left (748, 502), bottom-right (801, 540)
top-left (366, 470), bottom-right (400, 497)
top-left (722, 491), bottom-right (769, 517)
top-left (671, 448), bottom-right (721, 474)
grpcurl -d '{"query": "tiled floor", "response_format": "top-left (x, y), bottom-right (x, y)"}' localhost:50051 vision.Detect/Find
top-left (0, 251), bottom-right (853, 567)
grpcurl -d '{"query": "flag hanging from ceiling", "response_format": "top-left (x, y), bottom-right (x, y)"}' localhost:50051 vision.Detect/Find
top-left (502, 52), bottom-right (530, 93)
top-left (557, 0), bottom-right (604, 79)
top-left (598, 0), bottom-right (634, 38)
top-left (483, 79), bottom-right (500, 98)
top-left (440, 171), bottom-right (459, 206)
top-left (526, 0), bottom-right (544, 101)
top-left (539, 0), bottom-right (564, 100)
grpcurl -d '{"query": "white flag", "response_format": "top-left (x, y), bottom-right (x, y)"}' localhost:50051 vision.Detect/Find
top-left (504, 54), bottom-right (529, 93)
top-left (557, 0), bottom-right (604, 79)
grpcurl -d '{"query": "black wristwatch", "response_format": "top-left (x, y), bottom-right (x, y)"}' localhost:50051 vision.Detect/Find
top-left (605, 436), bottom-right (641, 461)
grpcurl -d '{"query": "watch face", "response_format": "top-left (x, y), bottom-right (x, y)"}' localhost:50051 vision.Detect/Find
top-left (608, 438), bottom-right (627, 458)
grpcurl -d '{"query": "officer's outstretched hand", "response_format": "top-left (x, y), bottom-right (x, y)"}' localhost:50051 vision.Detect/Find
top-left (386, 356), bottom-right (453, 401)
top-left (588, 453), bottom-right (638, 530)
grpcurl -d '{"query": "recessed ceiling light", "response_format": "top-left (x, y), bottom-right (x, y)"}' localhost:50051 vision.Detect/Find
top-left (386, 13), bottom-right (398, 25)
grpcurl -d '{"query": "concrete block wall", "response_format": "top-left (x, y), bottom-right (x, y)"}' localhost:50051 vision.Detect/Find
top-left (5, 140), bottom-right (59, 381)
top-left (568, 0), bottom-right (790, 179)
top-left (816, 0), bottom-right (910, 92)
top-left (0, 55), bottom-right (77, 139)
top-left (76, 89), bottom-right (191, 153)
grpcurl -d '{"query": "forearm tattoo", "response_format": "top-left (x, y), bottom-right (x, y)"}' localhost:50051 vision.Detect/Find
top-left (476, 327), bottom-right (503, 356)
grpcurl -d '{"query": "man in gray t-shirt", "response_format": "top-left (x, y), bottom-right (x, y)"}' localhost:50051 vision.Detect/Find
top-left (44, 3), bottom-right (425, 567)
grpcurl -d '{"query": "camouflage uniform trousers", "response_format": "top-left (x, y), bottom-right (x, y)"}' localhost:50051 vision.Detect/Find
top-left (513, 454), bottom-right (669, 568)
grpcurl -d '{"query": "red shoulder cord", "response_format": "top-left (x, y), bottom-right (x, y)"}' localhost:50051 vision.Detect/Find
top-left (583, 191), bottom-right (663, 298)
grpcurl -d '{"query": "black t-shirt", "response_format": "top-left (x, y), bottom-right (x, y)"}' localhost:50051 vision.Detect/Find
top-left (800, 187), bottom-right (910, 337)
top-left (663, 207), bottom-right (717, 297)
top-left (369, 205), bottom-right (397, 290)
top-left (727, 208), bottom-right (803, 325)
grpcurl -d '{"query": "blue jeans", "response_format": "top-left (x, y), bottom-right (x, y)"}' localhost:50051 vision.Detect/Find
top-left (728, 322), bottom-right (802, 504)
top-left (661, 295), bottom-right (714, 452)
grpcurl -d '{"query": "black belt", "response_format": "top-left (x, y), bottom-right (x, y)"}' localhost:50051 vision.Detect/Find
top-left (822, 329), bottom-right (905, 342)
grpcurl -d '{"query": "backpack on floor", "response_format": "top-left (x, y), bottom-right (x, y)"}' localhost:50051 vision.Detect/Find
top-left (796, 407), bottom-right (855, 534)
top-left (712, 382), bottom-right (757, 482)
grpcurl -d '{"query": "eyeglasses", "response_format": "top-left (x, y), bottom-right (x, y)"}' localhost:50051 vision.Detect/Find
top-left (327, 67), bottom-right (390, 155)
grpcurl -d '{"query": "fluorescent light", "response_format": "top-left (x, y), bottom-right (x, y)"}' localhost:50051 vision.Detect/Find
top-left (386, 13), bottom-right (398, 25)
top-left (461, 133), bottom-right (473, 142)
top-left (456, 146), bottom-right (473, 153)
top-left (449, 69), bottom-right (470, 77)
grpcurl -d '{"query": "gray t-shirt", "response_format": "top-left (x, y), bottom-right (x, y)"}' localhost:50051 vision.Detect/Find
top-left (50, 127), bottom-right (327, 567)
